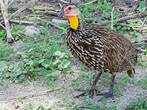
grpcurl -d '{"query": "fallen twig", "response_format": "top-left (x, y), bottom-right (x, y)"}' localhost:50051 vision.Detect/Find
top-left (60, 0), bottom-right (69, 4)
top-left (0, 22), bottom-right (6, 30)
top-left (0, 87), bottom-right (61, 102)
top-left (102, 11), bottom-right (147, 25)
top-left (0, 0), bottom-right (14, 43)
top-left (33, 5), bottom-right (60, 16)
top-left (22, 87), bottom-right (61, 100)
top-left (10, 19), bottom-right (34, 25)
top-left (60, 0), bottom-right (97, 5)
top-left (8, 0), bottom-right (14, 7)
top-left (9, 0), bottom-right (36, 19)
top-left (81, 0), bottom-right (97, 6)
top-left (9, 19), bottom-right (66, 31)
top-left (48, 21), bottom-right (66, 31)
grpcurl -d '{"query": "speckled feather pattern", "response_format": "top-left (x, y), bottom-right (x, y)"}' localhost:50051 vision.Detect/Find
top-left (66, 24), bottom-right (137, 76)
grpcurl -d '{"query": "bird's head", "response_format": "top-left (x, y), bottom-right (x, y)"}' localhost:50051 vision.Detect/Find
top-left (64, 5), bottom-right (80, 30)
top-left (64, 5), bottom-right (80, 18)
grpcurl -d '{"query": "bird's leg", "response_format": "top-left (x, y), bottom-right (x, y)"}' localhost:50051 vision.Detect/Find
top-left (74, 72), bottom-right (102, 98)
top-left (108, 74), bottom-right (116, 97)
top-left (74, 71), bottom-right (102, 98)
top-left (96, 74), bottom-right (116, 98)
top-left (89, 71), bottom-right (102, 97)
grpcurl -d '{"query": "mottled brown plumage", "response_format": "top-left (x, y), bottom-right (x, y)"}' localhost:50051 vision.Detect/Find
top-left (66, 25), bottom-right (137, 74)
top-left (64, 5), bottom-right (137, 97)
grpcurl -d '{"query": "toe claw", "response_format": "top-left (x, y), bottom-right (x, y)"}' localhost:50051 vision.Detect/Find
top-left (96, 92), bottom-right (114, 98)
top-left (89, 88), bottom-right (98, 97)
top-left (74, 92), bottom-right (86, 98)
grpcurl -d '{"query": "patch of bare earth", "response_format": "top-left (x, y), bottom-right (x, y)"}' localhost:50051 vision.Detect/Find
top-left (0, 65), bottom-right (147, 110)
top-left (0, 81), bottom-right (65, 110)
top-left (116, 66), bottom-right (147, 110)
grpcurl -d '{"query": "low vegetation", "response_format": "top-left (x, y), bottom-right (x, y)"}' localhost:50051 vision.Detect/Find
top-left (0, 0), bottom-right (147, 109)
top-left (126, 97), bottom-right (147, 110)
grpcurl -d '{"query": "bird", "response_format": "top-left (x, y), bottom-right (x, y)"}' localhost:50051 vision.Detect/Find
top-left (63, 5), bottom-right (137, 97)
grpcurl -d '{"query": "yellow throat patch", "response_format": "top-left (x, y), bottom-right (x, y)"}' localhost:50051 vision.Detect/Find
top-left (68, 16), bottom-right (79, 30)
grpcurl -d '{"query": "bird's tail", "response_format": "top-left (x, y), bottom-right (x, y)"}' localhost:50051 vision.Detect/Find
top-left (133, 41), bottom-right (146, 54)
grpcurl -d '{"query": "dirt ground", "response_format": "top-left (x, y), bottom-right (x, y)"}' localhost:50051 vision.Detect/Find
top-left (0, 65), bottom-right (147, 110)
top-left (0, 0), bottom-right (147, 110)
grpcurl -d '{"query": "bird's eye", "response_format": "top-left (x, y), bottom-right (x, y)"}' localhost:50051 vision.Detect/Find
top-left (68, 7), bottom-right (72, 10)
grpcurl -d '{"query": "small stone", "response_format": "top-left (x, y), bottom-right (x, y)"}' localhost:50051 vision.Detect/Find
top-left (10, 40), bottom-right (24, 49)
top-left (25, 26), bottom-right (40, 37)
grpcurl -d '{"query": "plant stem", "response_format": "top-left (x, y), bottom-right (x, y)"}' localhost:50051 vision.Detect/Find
top-left (111, 7), bottom-right (114, 30)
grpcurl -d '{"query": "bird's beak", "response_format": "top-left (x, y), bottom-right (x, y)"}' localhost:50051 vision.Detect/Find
top-left (64, 15), bottom-right (68, 20)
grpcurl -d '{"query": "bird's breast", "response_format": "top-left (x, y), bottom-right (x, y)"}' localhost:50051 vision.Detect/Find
top-left (66, 30), bottom-right (104, 70)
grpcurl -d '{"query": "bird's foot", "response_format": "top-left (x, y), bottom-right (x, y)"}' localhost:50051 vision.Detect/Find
top-left (74, 88), bottom-right (99, 98)
top-left (96, 91), bottom-right (114, 98)
top-left (74, 91), bottom-right (87, 98)
top-left (89, 87), bottom-right (99, 97)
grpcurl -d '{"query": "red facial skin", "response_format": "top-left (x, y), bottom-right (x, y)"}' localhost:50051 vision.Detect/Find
top-left (64, 7), bottom-right (70, 14)
top-left (63, 7), bottom-right (71, 19)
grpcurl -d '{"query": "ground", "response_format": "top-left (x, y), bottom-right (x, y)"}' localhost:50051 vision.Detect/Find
top-left (0, 0), bottom-right (147, 110)
top-left (0, 65), bottom-right (147, 110)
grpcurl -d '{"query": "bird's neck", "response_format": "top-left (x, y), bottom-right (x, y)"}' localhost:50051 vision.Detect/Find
top-left (68, 16), bottom-right (79, 30)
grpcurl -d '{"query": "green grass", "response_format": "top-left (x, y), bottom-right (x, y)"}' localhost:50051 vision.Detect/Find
top-left (114, 74), bottom-right (130, 95)
top-left (138, 54), bottom-right (147, 67)
top-left (80, 0), bottom-right (143, 42)
top-left (72, 96), bottom-right (117, 110)
top-left (125, 97), bottom-right (147, 110)
top-left (136, 76), bottom-right (147, 89)
top-left (11, 25), bottom-right (25, 41)
top-left (0, 0), bottom-right (144, 91)
top-left (0, 40), bottom-right (12, 60)
top-left (0, 25), bottom-right (71, 84)
top-left (80, 0), bottom-right (113, 24)
top-left (0, 0), bottom-right (146, 109)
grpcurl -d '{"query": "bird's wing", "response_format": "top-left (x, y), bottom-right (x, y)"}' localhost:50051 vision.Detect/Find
top-left (80, 24), bottom-right (134, 72)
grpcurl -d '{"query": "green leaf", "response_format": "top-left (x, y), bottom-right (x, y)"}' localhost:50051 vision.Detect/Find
top-left (138, 1), bottom-right (147, 12)
top-left (41, 62), bottom-right (50, 69)
top-left (144, 48), bottom-right (147, 55)
top-left (0, 61), bottom-right (8, 72)
top-left (58, 60), bottom-right (70, 69)
top-left (54, 51), bottom-right (65, 59)
top-left (0, 31), bottom-right (5, 38)
top-left (46, 70), bottom-right (61, 78)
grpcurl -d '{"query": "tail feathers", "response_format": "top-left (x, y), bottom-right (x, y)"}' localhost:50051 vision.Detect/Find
top-left (135, 48), bottom-right (145, 54)
top-left (133, 43), bottom-right (145, 54)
